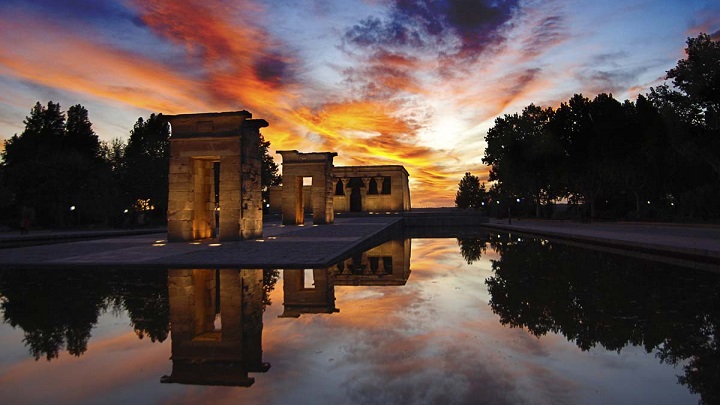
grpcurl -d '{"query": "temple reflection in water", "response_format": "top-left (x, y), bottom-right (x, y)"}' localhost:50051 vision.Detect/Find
top-left (161, 239), bottom-right (411, 384)
top-left (280, 239), bottom-right (411, 318)
top-left (162, 269), bottom-right (269, 386)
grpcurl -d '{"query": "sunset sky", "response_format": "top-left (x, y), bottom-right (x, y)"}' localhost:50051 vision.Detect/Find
top-left (1, 0), bottom-right (718, 206)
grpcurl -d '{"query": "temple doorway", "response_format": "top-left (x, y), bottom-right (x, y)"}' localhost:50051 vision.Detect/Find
top-left (349, 178), bottom-right (363, 212)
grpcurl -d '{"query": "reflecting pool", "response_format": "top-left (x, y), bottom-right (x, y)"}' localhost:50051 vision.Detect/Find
top-left (1, 234), bottom-right (718, 404)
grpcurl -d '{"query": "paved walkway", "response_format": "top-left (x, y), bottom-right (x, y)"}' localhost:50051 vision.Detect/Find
top-left (0, 217), bottom-right (402, 269)
top-left (0, 227), bottom-right (167, 248)
top-left (2, 216), bottom-right (718, 270)
top-left (481, 219), bottom-right (720, 269)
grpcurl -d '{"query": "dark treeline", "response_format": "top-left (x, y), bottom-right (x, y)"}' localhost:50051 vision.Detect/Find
top-left (458, 235), bottom-right (720, 404)
top-left (460, 33), bottom-right (720, 221)
top-left (0, 106), bottom-right (281, 229)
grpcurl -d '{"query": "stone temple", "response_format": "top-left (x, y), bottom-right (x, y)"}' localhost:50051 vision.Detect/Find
top-left (164, 111), bottom-right (266, 242)
top-left (269, 157), bottom-right (411, 221)
top-left (164, 110), bottom-right (410, 241)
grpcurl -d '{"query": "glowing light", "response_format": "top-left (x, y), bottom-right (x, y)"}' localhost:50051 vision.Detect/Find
top-left (152, 243), bottom-right (166, 247)
top-left (70, 206), bottom-right (76, 211)
top-left (209, 243), bottom-right (222, 247)
top-left (134, 198), bottom-right (153, 211)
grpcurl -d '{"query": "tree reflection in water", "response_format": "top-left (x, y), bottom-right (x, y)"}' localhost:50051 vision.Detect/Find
top-left (0, 268), bottom-right (169, 360)
top-left (458, 234), bottom-right (720, 405)
top-left (0, 267), bottom-right (281, 362)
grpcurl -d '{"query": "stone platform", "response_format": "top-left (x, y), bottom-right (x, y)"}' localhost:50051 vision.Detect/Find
top-left (482, 218), bottom-right (720, 271)
top-left (0, 217), bottom-right (402, 269)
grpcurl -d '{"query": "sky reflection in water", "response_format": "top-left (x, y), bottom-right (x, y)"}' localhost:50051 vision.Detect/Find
top-left (0, 235), bottom-right (715, 405)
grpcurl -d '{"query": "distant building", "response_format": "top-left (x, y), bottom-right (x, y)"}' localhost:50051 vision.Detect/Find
top-left (268, 158), bottom-right (411, 218)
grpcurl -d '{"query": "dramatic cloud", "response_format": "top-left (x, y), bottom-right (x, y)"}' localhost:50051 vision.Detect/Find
top-left (1, 0), bottom-right (718, 206)
top-left (344, 0), bottom-right (519, 59)
top-left (0, 14), bottom-right (205, 113)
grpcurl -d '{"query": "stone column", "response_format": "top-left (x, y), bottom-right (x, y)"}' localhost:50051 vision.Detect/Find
top-left (239, 124), bottom-right (264, 239)
top-left (341, 178), bottom-right (351, 197)
top-left (281, 176), bottom-right (304, 225)
top-left (192, 159), bottom-right (215, 239)
top-left (167, 153), bottom-right (193, 242)
top-left (360, 177), bottom-right (371, 212)
top-left (374, 176), bottom-right (385, 195)
top-left (219, 152), bottom-right (242, 240)
top-left (312, 170), bottom-right (335, 224)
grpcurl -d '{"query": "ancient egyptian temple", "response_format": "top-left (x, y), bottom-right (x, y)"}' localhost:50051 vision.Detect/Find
top-left (164, 110), bottom-right (410, 241)
top-left (269, 158), bottom-right (411, 220)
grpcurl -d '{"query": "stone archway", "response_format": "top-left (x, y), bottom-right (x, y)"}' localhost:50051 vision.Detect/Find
top-left (277, 150), bottom-right (337, 225)
top-left (164, 111), bottom-right (267, 242)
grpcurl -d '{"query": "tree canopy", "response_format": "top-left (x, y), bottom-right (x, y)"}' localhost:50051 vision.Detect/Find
top-left (454, 172), bottom-right (486, 210)
top-left (479, 33), bottom-right (720, 220)
top-left (1, 102), bottom-right (110, 227)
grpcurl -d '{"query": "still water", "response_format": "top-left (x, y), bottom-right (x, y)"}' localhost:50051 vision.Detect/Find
top-left (0, 234), bottom-right (718, 405)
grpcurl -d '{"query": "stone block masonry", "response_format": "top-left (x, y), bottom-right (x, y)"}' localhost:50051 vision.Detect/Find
top-left (164, 111), bottom-right (267, 242)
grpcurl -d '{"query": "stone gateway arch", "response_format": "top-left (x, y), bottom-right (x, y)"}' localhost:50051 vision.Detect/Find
top-left (164, 111), bottom-right (266, 242)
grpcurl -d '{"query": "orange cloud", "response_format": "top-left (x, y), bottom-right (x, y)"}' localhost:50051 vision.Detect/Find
top-left (0, 330), bottom-right (170, 403)
top-left (131, 0), bottom-right (477, 206)
top-left (0, 0), bottom-right (494, 206)
top-left (0, 15), bottom-right (207, 114)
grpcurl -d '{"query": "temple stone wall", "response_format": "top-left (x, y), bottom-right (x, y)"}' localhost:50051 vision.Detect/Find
top-left (277, 150), bottom-right (337, 225)
top-left (332, 239), bottom-right (411, 286)
top-left (163, 269), bottom-right (267, 386)
top-left (165, 111), bottom-right (265, 242)
top-left (332, 165), bottom-right (410, 213)
top-left (279, 269), bottom-right (337, 317)
top-left (268, 164), bottom-right (410, 215)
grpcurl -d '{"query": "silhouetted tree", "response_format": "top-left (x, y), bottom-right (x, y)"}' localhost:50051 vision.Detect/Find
top-left (647, 33), bottom-right (720, 218)
top-left (260, 134), bottom-right (281, 212)
top-left (661, 33), bottom-right (720, 177)
top-left (484, 104), bottom-right (559, 217)
top-left (667, 33), bottom-right (720, 121)
top-left (121, 113), bottom-right (170, 224)
top-left (100, 138), bottom-right (126, 174)
top-left (65, 104), bottom-right (100, 160)
top-left (2, 101), bottom-right (101, 227)
top-left (455, 172), bottom-right (486, 210)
